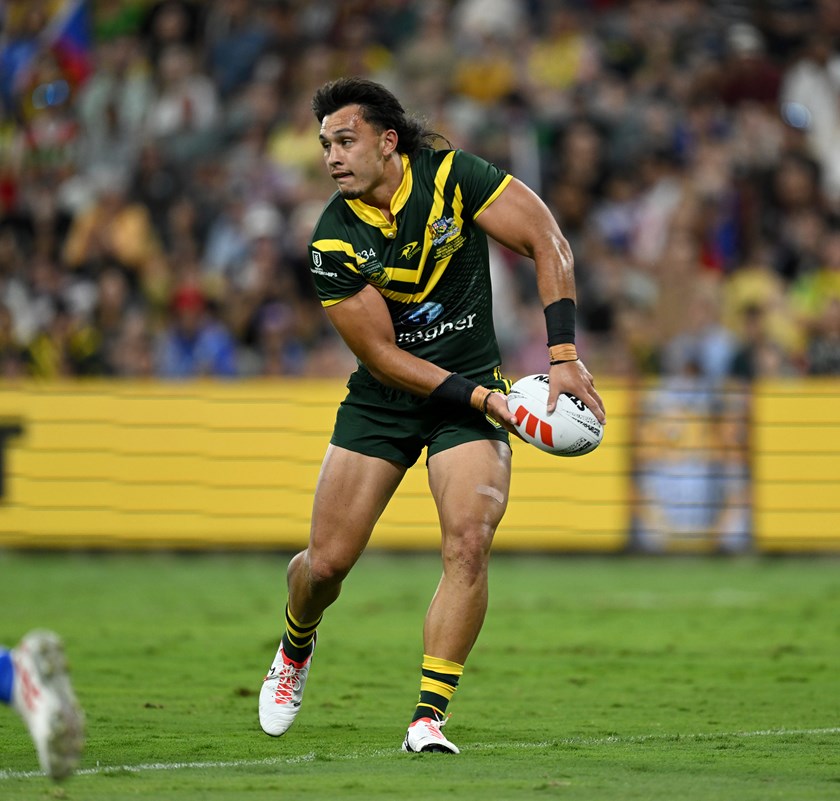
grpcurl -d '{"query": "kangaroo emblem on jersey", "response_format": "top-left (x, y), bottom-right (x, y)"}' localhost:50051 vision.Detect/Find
top-left (359, 259), bottom-right (390, 287)
top-left (400, 241), bottom-right (421, 260)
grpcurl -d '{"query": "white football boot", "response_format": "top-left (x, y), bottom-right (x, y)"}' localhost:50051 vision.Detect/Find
top-left (402, 716), bottom-right (460, 754)
top-left (259, 636), bottom-right (315, 736)
top-left (11, 630), bottom-right (85, 780)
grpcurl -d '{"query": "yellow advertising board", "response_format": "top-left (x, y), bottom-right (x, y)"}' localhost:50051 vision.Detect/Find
top-left (751, 379), bottom-right (840, 552)
top-left (0, 380), bottom-right (630, 551)
top-left (1, 378), bottom-right (836, 552)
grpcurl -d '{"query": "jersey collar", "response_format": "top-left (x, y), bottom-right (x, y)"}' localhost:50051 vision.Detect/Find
top-left (345, 154), bottom-right (412, 238)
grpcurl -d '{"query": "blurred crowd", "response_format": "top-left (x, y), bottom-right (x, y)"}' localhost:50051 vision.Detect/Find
top-left (1, 0), bottom-right (840, 381)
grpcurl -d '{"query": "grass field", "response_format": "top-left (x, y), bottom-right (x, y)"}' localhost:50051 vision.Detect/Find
top-left (0, 550), bottom-right (838, 800)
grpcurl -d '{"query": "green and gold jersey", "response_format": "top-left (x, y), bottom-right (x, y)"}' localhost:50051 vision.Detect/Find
top-left (308, 148), bottom-right (512, 378)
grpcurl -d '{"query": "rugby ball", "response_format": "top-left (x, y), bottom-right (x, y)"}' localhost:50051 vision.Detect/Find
top-left (506, 374), bottom-right (603, 457)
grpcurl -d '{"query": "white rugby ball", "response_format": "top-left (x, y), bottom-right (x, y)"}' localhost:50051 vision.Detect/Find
top-left (506, 374), bottom-right (603, 457)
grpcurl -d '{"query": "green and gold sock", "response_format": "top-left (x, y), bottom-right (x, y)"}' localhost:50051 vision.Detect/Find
top-left (411, 655), bottom-right (464, 723)
top-left (281, 604), bottom-right (320, 663)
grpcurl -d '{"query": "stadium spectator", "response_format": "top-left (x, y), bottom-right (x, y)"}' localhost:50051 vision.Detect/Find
top-left (110, 308), bottom-right (157, 377)
top-left (248, 300), bottom-right (306, 376)
top-left (761, 151), bottom-right (827, 279)
top-left (74, 34), bottom-right (153, 177)
top-left (780, 31), bottom-right (840, 203)
top-left (450, 31), bottom-right (519, 108)
top-left (661, 275), bottom-right (738, 382)
top-left (201, 189), bottom-right (251, 280)
top-left (90, 264), bottom-right (141, 372)
top-left (160, 192), bottom-right (203, 264)
top-left (157, 282), bottom-right (237, 378)
top-left (630, 148), bottom-right (686, 269)
top-left (452, 0), bottom-right (525, 43)
top-left (203, 0), bottom-right (272, 99)
top-left (716, 23), bottom-right (782, 110)
top-left (524, 5), bottom-right (601, 113)
top-left (722, 255), bottom-right (804, 367)
top-left (806, 297), bottom-right (840, 374)
top-left (25, 295), bottom-right (106, 378)
top-left (129, 142), bottom-right (185, 238)
top-left (0, 303), bottom-right (26, 377)
top-left (769, 206), bottom-right (827, 283)
top-left (223, 117), bottom-right (299, 212)
top-left (266, 92), bottom-right (335, 203)
top-left (62, 167), bottom-right (163, 295)
top-left (728, 302), bottom-right (791, 382)
top-left (790, 224), bottom-right (840, 325)
top-left (144, 43), bottom-right (222, 160)
top-left (221, 200), bottom-right (313, 375)
top-left (0, 228), bottom-right (35, 343)
top-left (141, 0), bottom-right (203, 70)
top-left (394, 1), bottom-right (457, 110)
top-left (589, 167), bottom-right (641, 254)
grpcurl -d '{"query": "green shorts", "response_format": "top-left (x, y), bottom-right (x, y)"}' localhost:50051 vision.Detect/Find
top-left (331, 367), bottom-right (511, 468)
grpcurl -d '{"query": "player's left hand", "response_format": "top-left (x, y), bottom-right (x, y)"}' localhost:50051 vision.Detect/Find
top-left (548, 360), bottom-right (606, 424)
top-left (484, 390), bottom-right (520, 435)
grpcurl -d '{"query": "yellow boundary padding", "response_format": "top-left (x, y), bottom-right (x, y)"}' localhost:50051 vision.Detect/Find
top-left (1, 378), bottom-right (838, 551)
top-left (0, 380), bottom-right (629, 551)
top-left (752, 378), bottom-right (840, 552)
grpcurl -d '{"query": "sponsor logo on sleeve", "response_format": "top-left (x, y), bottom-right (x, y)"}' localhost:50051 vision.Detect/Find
top-left (310, 251), bottom-right (338, 278)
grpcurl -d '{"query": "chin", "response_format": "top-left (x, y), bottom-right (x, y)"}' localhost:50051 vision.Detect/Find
top-left (339, 187), bottom-right (363, 200)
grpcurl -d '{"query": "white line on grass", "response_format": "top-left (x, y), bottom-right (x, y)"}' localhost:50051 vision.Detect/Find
top-left (2, 727), bottom-right (838, 781)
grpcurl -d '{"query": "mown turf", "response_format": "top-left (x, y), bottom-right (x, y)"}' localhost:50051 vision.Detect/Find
top-left (0, 550), bottom-right (838, 800)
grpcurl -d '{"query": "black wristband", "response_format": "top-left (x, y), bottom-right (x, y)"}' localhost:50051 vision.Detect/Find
top-left (544, 298), bottom-right (576, 346)
top-left (429, 373), bottom-right (479, 407)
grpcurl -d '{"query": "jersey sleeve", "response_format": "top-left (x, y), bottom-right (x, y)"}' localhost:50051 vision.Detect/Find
top-left (451, 149), bottom-right (512, 220)
top-left (308, 243), bottom-right (366, 307)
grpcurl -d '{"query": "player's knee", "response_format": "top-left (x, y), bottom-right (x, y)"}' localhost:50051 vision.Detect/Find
top-left (306, 552), bottom-right (353, 588)
top-left (443, 522), bottom-right (494, 577)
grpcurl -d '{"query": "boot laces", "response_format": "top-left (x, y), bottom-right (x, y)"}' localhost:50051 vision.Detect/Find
top-left (265, 660), bottom-right (303, 704)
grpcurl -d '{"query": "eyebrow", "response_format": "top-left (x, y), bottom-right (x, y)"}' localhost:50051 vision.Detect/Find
top-left (319, 127), bottom-right (357, 141)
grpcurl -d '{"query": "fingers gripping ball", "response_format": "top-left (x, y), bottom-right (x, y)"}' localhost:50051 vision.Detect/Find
top-left (506, 374), bottom-right (603, 457)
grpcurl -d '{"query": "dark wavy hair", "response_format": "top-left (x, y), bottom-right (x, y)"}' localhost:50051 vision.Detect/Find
top-left (311, 77), bottom-right (448, 159)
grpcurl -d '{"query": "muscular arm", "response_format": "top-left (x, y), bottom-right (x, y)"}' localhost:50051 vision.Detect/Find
top-left (325, 284), bottom-right (451, 396)
top-left (475, 178), bottom-right (606, 424)
top-left (326, 286), bottom-right (519, 429)
top-left (475, 177), bottom-right (576, 308)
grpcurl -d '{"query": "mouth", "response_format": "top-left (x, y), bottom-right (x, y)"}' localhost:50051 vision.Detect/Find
top-left (331, 171), bottom-right (351, 181)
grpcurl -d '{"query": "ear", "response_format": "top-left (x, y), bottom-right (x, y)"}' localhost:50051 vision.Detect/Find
top-left (381, 128), bottom-right (399, 158)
